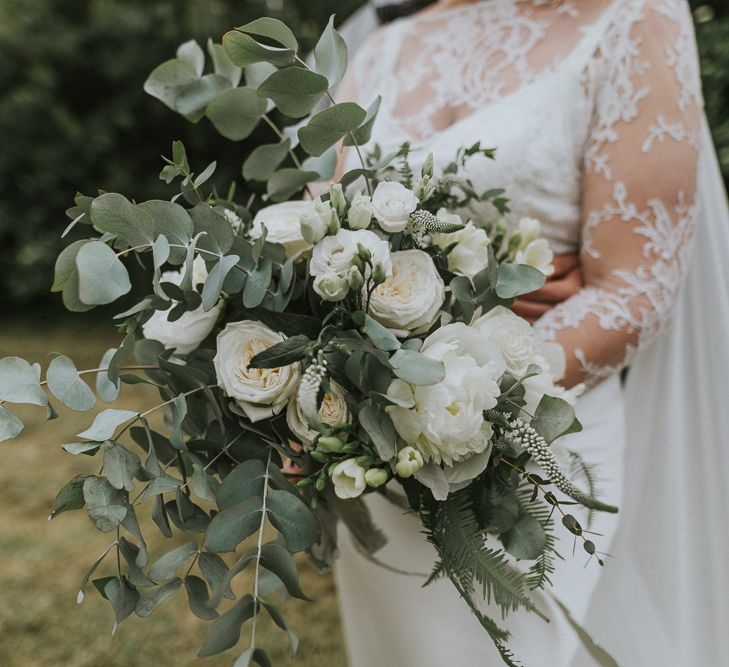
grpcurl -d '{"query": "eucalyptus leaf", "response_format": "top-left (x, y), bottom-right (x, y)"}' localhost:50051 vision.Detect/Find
top-left (259, 542), bottom-right (310, 600)
top-left (207, 38), bottom-right (242, 86)
top-left (257, 67), bottom-right (328, 118)
top-left (176, 39), bottom-right (204, 77)
top-left (206, 87), bottom-right (266, 141)
top-left (0, 405), bottom-right (23, 442)
top-left (204, 496), bottom-right (263, 553)
top-left (185, 575), bottom-right (218, 620)
top-left (502, 512), bottom-right (546, 561)
top-left (531, 395), bottom-right (583, 444)
top-left (301, 147), bottom-right (338, 181)
top-left (0, 356), bottom-right (47, 406)
top-left (190, 203), bottom-right (234, 255)
top-left (191, 463), bottom-right (219, 502)
top-left (103, 441), bottom-right (141, 492)
top-left (242, 139), bottom-right (291, 182)
top-left (262, 601), bottom-right (300, 655)
top-left (343, 95), bottom-right (382, 147)
top-left (83, 476), bottom-right (128, 532)
top-left (176, 74), bottom-right (231, 122)
top-left (198, 594), bottom-right (256, 657)
top-left (46, 355), bottom-right (96, 412)
top-left (202, 254), bottom-right (240, 311)
top-left (222, 30), bottom-right (294, 68)
top-left (238, 18), bottom-right (298, 51)
top-left (52, 239), bottom-right (90, 292)
top-left (49, 474), bottom-right (88, 519)
top-left (104, 576), bottom-right (140, 635)
top-left (298, 102), bottom-right (367, 157)
top-left (144, 58), bottom-right (199, 111)
top-left (135, 578), bottom-right (182, 618)
top-left (90, 192), bottom-right (156, 246)
top-left (242, 256), bottom-right (273, 308)
top-left (248, 334), bottom-right (310, 369)
top-left (148, 542), bottom-right (198, 583)
top-left (389, 349), bottom-right (445, 386)
top-left (216, 459), bottom-right (266, 510)
top-left (266, 169), bottom-right (319, 202)
top-left (364, 315), bottom-right (400, 352)
top-left (75, 241), bottom-right (132, 306)
top-left (313, 15), bottom-right (347, 88)
top-left (358, 400), bottom-right (396, 461)
top-left (495, 263), bottom-right (546, 299)
top-left (77, 409), bottom-right (138, 441)
top-left (96, 348), bottom-right (121, 403)
top-left (266, 489), bottom-right (320, 553)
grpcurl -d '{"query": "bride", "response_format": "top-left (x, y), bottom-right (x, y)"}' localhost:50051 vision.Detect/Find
top-left (332, 1), bottom-right (729, 665)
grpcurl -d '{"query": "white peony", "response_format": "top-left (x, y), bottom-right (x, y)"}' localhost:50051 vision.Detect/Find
top-left (286, 380), bottom-right (350, 445)
top-left (330, 459), bottom-right (367, 499)
top-left (432, 221), bottom-right (491, 278)
top-left (309, 229), bottom-right (392, 301)
top-left (371, 182), bottom-right (419, 233)
top-left (472, 306), bottom-right (536, 376)
top-left (300, 197), bottom-right (338, 245)
top-left (250, 201), bottom-right (312, 257)
top-left (213, 320), bottom-right (300, 422)
top-left (515, 238), bottom-right (554, 276)
top-left (386, 322), bottom-right (506, 467)
top-left (347, 192), bottom-right (373, 230)
top-left (142, 256), bottom-right (222, 355)
top-left (367, 250), bottom-right (445, 337)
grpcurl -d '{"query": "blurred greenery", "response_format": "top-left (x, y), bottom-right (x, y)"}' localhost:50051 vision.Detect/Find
top-left (0, 0), bottom-right (727, 309)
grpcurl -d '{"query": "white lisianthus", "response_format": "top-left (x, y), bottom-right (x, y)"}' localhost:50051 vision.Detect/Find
top-left (432, 221), bottom-right (491, 278)
top-left (472, 306), bottom-right (536, 376)
top-left (250, 201), bottom-right (312, 257)
top-left (347, 192), bottom-right (373, 230)
top-left (386, 322), bottom-right (506, 467)
top-left (395, 447), bottom-right (424, 478)
top-left (330, 459), bottom-right (367, 499)
top-left (515, 238), bottom-right (554, 276)
top-left (286, 380), bottom-right (350, 445)
top-left (213, 320), bottom-right (300, 422)
top-left (300, 197), bottom-right (338, 245)
top-left (368, 250), bottom-right (445, 337)
top-left (142, 256), bottom-right (222, 355)
top-left (310, 229), bottom-right (392, 300)
top-left (371, 181), bottom-right (419, 233)
top-left (517, 217), bottom-right (542, 247)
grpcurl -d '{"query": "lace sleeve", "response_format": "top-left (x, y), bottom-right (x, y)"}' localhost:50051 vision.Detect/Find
top-left (537, 0), bottom-right (703, 388)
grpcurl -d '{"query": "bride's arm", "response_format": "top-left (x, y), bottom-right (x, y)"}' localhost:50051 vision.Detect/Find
top-left (537, 0), bottom-right (703, 388)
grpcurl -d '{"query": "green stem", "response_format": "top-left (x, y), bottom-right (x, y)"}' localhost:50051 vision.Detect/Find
top-left (249, 449), bottom-right (273, 652)
top-left (261, 114), bottom-right (314, 199)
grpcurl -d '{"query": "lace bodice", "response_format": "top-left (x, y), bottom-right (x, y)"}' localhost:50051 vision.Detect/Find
top-left (343, 0), bottom-right (703, 387)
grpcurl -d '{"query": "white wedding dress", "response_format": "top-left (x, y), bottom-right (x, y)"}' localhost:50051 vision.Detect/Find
top-left (334, 1), bottom-right (729, 665)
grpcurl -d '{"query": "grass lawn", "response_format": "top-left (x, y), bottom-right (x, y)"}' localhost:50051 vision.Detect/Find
top-left (0, 319), bottom-right (346, 667)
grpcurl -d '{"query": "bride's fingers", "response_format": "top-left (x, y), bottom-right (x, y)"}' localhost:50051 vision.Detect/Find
top-left (523, 266), bottom-right (583, 304)
top-left (550, 253), bottom-right (581, 279)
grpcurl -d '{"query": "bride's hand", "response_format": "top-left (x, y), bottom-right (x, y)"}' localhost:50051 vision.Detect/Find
top-left (512, 254), bottom-right (582, 324)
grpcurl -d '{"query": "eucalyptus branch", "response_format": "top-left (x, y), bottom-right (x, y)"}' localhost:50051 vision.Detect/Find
top-left (261, 114), bottom-right (314, 199)
top-left (249, 449), bottom-right (273, 653)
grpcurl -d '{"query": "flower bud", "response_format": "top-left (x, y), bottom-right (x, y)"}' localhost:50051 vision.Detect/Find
top-left (329, 183), bottom-right (347, 217)
top-left (317, 435), bottom-right (346, 453)
top-left (347, 192), bottom-right (373, 230)
top-left (421, 152), bottom-right (434, 179)
top-left (365, 468), bottom-right (389, 488)
top-left (327, 208), bottom-right (341, 236)
top-left (313, 272), bottom-right (350, 302)
top-left (357, 244), bottom-right (372, 263)
top-left (370, 261), bottom-right (388, 286)
top-left (346, 266), bottom-right (364, 291)
top-left (395, 446), bottom-right (424, 478)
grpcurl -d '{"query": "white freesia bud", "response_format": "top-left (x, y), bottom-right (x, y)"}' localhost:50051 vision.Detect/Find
top-left (515, 238), bottom-right (554, 276)
top-left (371, 181), bottom-right (419, 233)
top-left (395, 447), bottom-right (424, 478)
top-left (300, 197), bottom-right (335, 245)
top-left (329, 183), bottom-right (347, 217)
top-left (213, 320), bottom-right (300, 422)
top-left (364, 468), bottom-right (389, 488)
top-left (517, 217), bottom-right (542, 248)
top-left (286, 380), bottom-right (350, 445)
top-left (331, 459), bottom-right (367, 499)
top-left (472, 306), bottom-right (536, 376)
top-left (347, 192), bottom-right (373, 230)
top-left (432, 221), bottom-right (491, 278)
top-left (251, 201), bottom-right (312, 257)
top-left (142, 256), bottom-right (222, 355)
top-left (367, 250), bottom-right (445, 337)
top-left (313, 272), bottom-right (350, 302)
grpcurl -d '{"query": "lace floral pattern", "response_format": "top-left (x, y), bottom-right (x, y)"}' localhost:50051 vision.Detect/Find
top-left (347, 0), bottom-right (703, 388)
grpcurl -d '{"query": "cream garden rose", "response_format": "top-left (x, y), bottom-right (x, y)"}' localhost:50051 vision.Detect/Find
top-left (386, 322), bottom-right (506, 467)
top-left (432, 221), bottom-right (491, 278)
top-left (371, 181), bottom-right (419, 233)
top-left (142, 256), bottom-right (222, 355)
top-left (250, 201), bottom-right (312, 257)
top-left (213, 320), bottom-right (300, 422)
top-left (368, 250), bottom-right (445, 337)
top-left (472, 306), bottom-right (536, 375)
top-left (287, 380), bottom-right (350, 444)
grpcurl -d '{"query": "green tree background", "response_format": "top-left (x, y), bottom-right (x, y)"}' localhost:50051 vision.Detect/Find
top-left (1, 0), bottom-right (727, 310)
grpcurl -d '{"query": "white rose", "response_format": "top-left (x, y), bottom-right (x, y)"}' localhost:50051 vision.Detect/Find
top-left (330, 459), bottom-right (367, 499)
top-left (347, 192), bottom-right (373, 230)
top-left (517, 217), bottom-right (541, 247)
top-left (432, 221), bottom-right (491, 278)
top-left (213, 320), bottom-right (300, 422)
top-left (472, 306), bottom-right (536, 376)
top-left (300, 197), bottom-right (338, 245)
top-left (386, 322), bottom-right (506, 467)
top-left (142, 256), bottom-right (221, 355)
top-left (515, 238), bottom-right (554, 276)
top-left (310, 229), bottom-right (392, 281)
top-left (368, 250), bottom-right (445, 337)
top-left (287, 380), bottom-right (350, 444)
top-left (250, 201), bottom-right (312, 257)
top-left (371, 182), bottom-right (418, 233)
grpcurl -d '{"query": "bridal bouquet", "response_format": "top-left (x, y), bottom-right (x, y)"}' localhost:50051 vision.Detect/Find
top-left (0, 16), bottom-right (617, 667)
